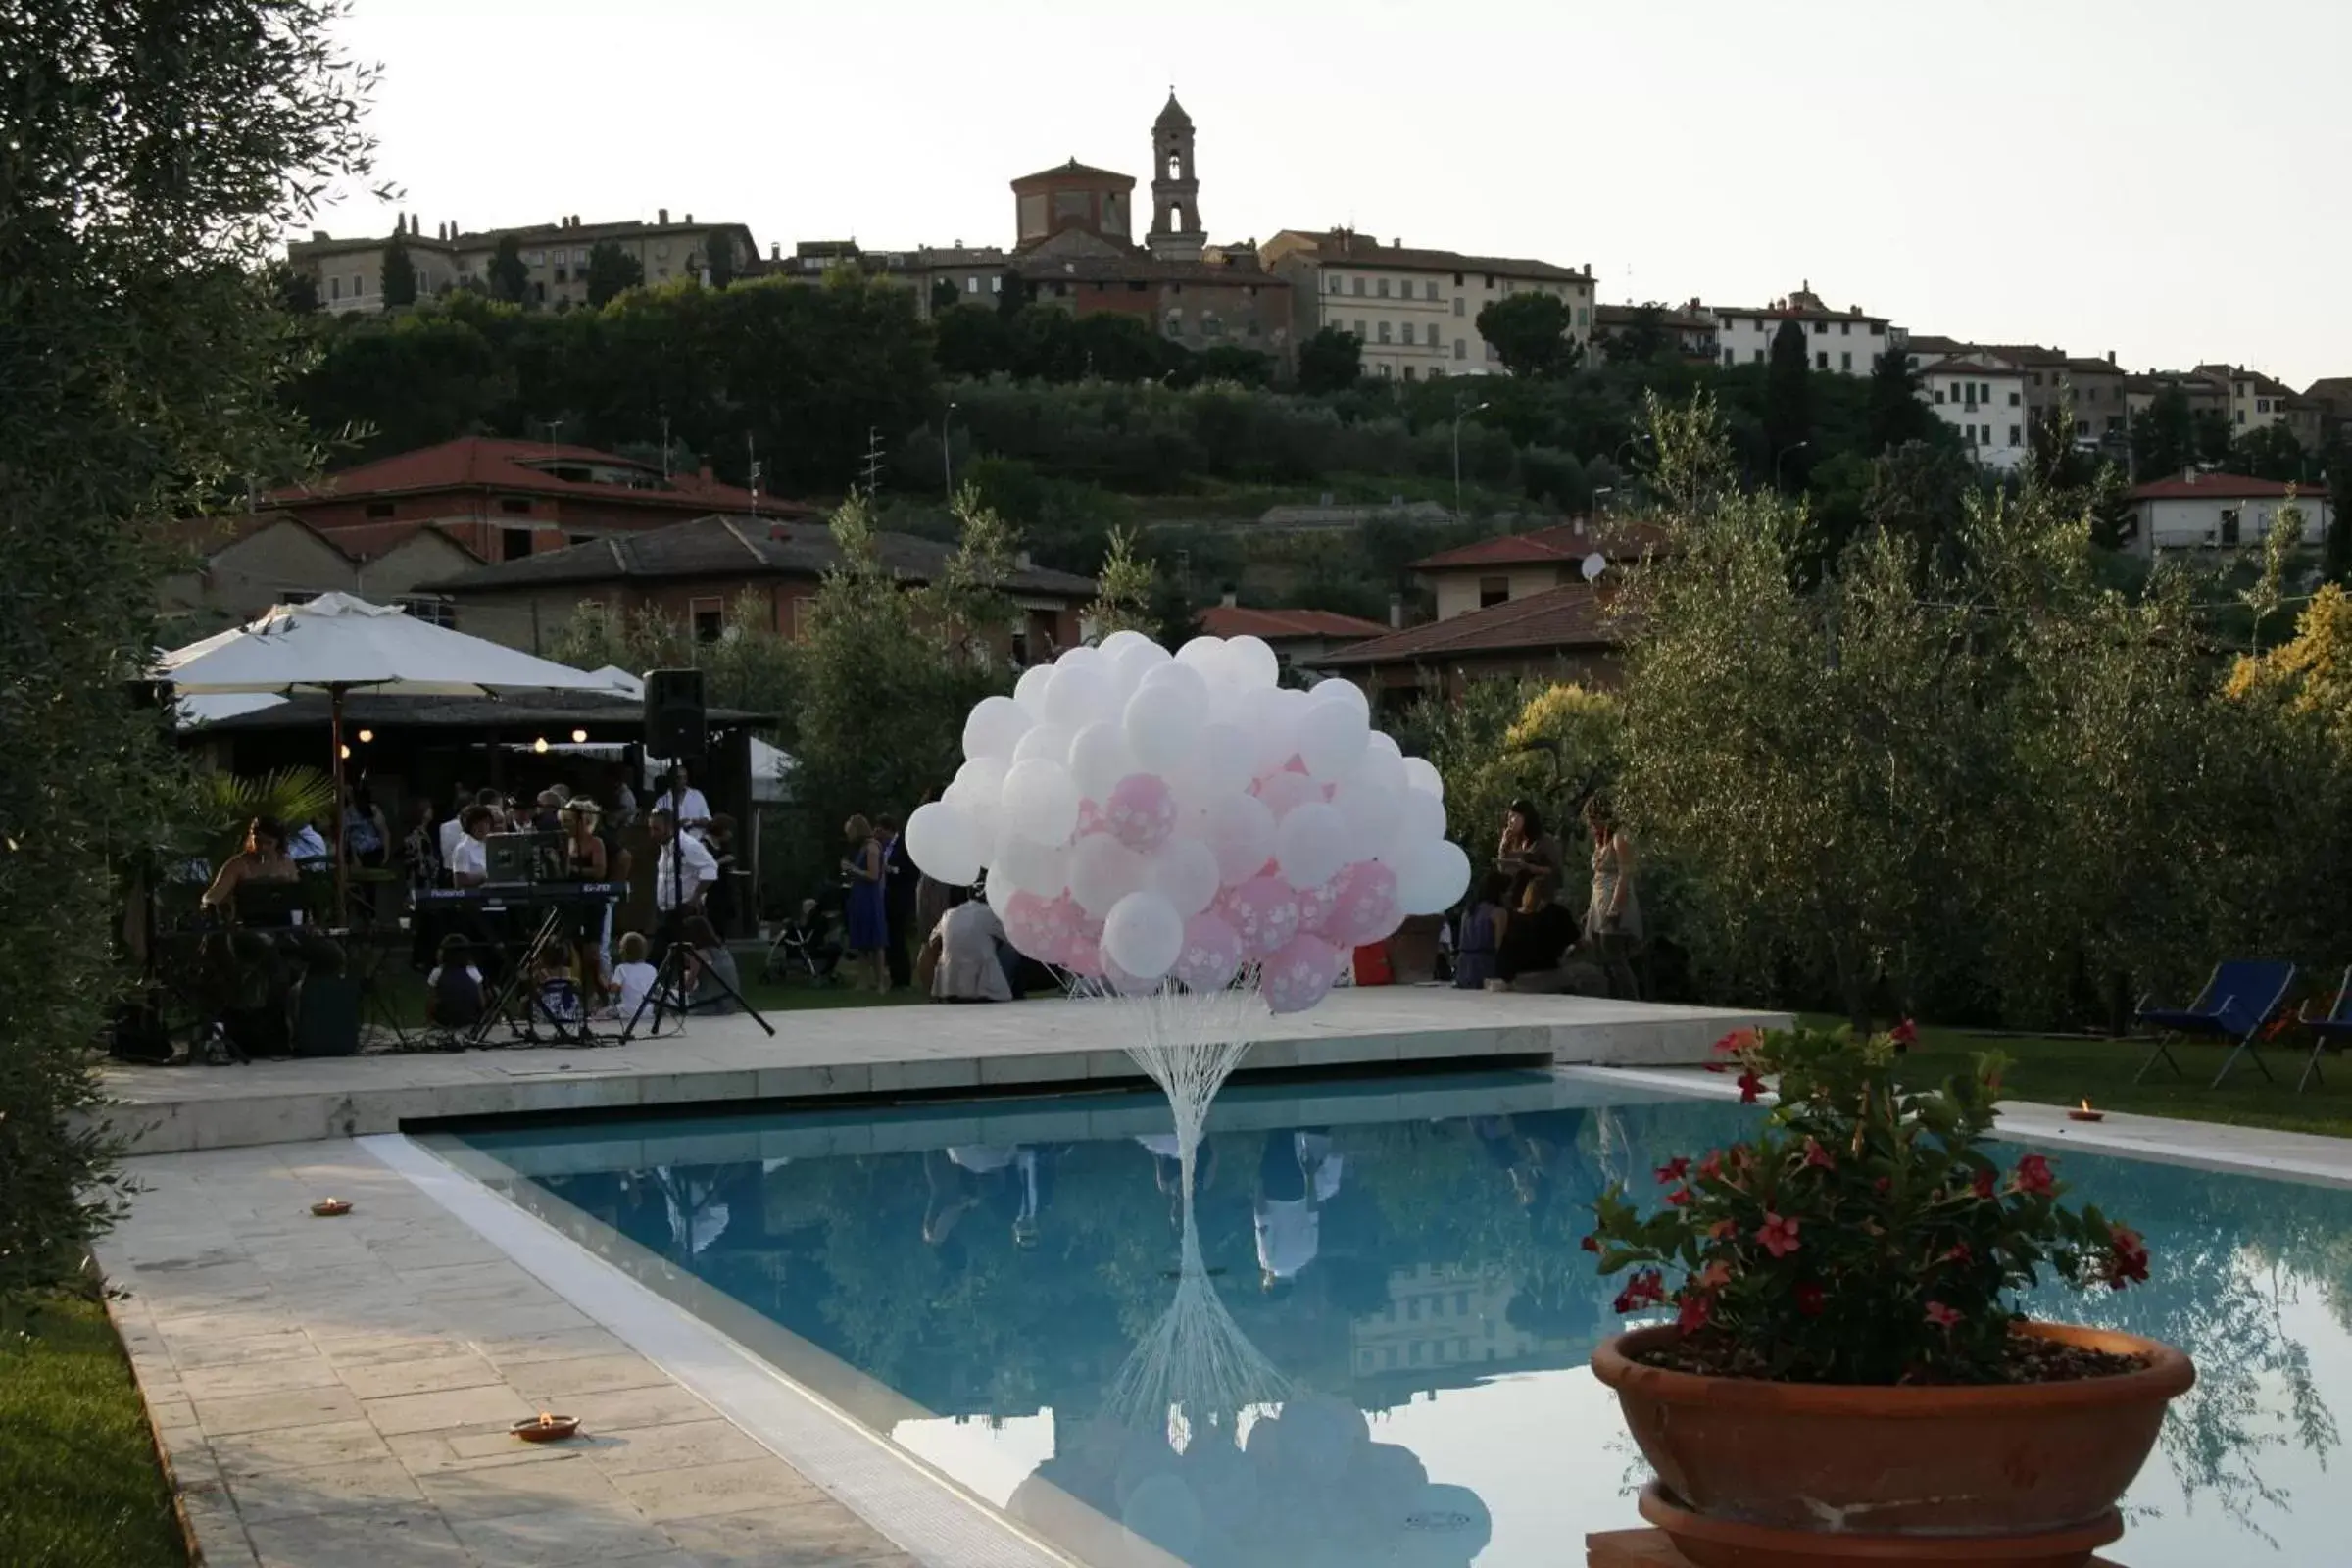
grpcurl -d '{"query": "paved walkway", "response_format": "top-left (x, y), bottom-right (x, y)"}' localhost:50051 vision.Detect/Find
top-left (101, 1140), bottom-right (925, 1568)
top-left (96, 989), bottom-right (1785, 1155)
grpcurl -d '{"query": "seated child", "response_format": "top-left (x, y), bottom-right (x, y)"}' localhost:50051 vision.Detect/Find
top-left (610, 931), bottom-right (660, 1022)
top-left (425, 935), bottom-right (484, 1029)
top-left (532, 948), bottom-right (584, 1033)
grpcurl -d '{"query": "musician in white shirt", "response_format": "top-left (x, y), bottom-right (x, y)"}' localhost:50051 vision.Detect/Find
top-left (448, 806), bottom-right (495, 887)
top-left (659, 765), bottom-right (711, 833)
top-left (650, 808), bottom-right (717, 915)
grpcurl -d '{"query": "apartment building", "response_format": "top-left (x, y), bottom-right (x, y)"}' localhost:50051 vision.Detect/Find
top-left (2195, 365), bottom-right (2326, 448)
top-left (2128, 473), bottom-right (2333, 557)
top-left (286, 210), bottom-right (759, 313)
top-left (1707, 284), bottom-right (1894, 377)
top-left (1920, 357), bottom-right (2032, 473)
top-left (1591, 301), bottom-right (1720, 363)
top-left (1908, 338), bottom-right (2131, 450)
top-left (1260, 228), bottom-right (1595, 382)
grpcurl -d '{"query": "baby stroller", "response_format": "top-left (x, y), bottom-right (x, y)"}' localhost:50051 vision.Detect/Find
top-left (764, 891), bottom-right (845, 985)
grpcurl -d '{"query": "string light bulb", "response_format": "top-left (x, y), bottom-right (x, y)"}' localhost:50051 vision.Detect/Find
top-left (532, 737), bottom-right (550, 754)
top-left (570, 728), bottom-right (588, 743)
top-left (356, 728), bottom-right (374, 743)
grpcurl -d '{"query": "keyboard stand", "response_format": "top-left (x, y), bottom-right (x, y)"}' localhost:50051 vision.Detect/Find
top-left (468, 904), bottom-right (569, 1049)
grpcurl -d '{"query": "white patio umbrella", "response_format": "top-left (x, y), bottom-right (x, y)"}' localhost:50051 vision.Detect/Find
top-left (159, 593), bottom-right (620, 921)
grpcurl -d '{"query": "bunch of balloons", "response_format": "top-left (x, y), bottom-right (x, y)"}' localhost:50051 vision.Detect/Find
top-left (903, 631), bottom-right (1472, 1014)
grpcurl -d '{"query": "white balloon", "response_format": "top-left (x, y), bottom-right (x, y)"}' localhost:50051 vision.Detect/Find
top-left (1139, 657), bottom-right (1210, 704)
top-left (1102, 890), bottom-right (1185, 980)
top-left (1198, 722), bottom-right (1256, 798)
top-left (1250, 686), bottom-right (1313, 774)
top-left (1013, 663), bottom-right (1054, 717)
top-left (1174, 635), bottom-right (1229, 678)
top-left (1147, 837), bottom-right (1220, 918)
top-left (1163, 755), bottom-right (1218, 815)
top-left (1201, 793), bottom-right (1276, 886)
top-left (1070, 832), bottom-right (1146, 916)
top-left (1001, 759), bottom-right (1079, 846)
top-left (1224, 634), bottom-right (1280, 691)
top-left (1111, 638), bottom-right (1171, 692)
top-left (1044, 664), bottom-right (1116, 730)
top-left (1397, 837), bottom-right (1473, 915)
top-left (1353, 742), bottom-right (1407, 798)
top-left (1365, 730), bottom-right (1403, 761)
top-left (1400, 755), bottom-right (1445, 798)
top-left (991, 833), bottom-right (1069, 899)
top-left (1068, 720), bottom-right (1137, 803)
top-left (1334, 777), bottom-right (1402, 849)
top-left (1298, 698), bottom-right (1369, 782)
top-left (1123, 680), bottom-right (1208, 775)
top-left (1309, 676), bottom-right (1371, 721)
top-left (961, 695), bottom-right (1030, 761)
top-left (1392, 785), bottom-right (1448, 852)
top-left (1013, 720), bottom-right (1075, 767)
top-left (1254, 769), bottom-right (1321, 820)
top-left (905, 800), bottom-right (982, 885)
top-left (1056, 642), bottom-right (1109, 674)
top-left (1098, 628), bottom-right (1153, 657)
top-left (1276, 802), bottom-right (1348, 890)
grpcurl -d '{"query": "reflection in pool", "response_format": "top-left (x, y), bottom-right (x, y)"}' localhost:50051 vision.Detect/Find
top-left (451, 1071), bottom-right (2349, 1566)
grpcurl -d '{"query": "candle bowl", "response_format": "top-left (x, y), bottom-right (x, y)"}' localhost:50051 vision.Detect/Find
top-left (310, 1199), bottom-right (353, 1217)
top-left (513, 1414), bottom-right (581, 1443)
top-left (2067, 1106), bottom-right (2106, 1124)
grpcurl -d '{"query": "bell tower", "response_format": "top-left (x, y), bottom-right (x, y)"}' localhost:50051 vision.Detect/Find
top-left (1148, 90), bottom-right (1205, 263)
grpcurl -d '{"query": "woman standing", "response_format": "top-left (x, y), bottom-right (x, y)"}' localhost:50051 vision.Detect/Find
top-left (401, 799), bottom-right (445, 969)
top-left (1494, 799), bottom-right (1573, 982)
top-left (560, 798), bottom-right (611, 993)
top-left (841, 814), bottom-right (890, 993)
top-left (1582, 795), bottom-right (1642, 999)
top-left (1452, 870), bottom-right (1511, 991)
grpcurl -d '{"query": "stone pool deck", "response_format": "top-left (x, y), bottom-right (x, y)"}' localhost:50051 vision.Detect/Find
top-left (95, 988), bottom-right (1786, 1156)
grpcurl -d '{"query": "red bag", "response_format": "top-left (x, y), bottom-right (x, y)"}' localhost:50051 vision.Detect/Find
top-left (1352, 943), bottom-right (1394, 986)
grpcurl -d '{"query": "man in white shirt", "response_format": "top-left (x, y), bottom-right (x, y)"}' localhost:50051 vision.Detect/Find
top-left (448, 806), bottom-right (495, 887)
top-left (650, 808), bottom-right (717, 920)
top-left (1255, 1129), bottom-right (1343, 1292)
top-left (660, 765), bottom-right (711, 834)
top-left (441, 787), bottom-right (501, 867)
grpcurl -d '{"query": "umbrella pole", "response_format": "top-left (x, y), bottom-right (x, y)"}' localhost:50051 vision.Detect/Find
top-left (331, 687), bottom-right (349, 930)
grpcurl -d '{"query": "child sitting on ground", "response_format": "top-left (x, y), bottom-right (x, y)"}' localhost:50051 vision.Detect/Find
top-left (531, 947), bottom-right (584, 1035)
top-left (425, 934), bottom-right (484, 1030)
top-left (609, 931), bottom-right (660, 1023)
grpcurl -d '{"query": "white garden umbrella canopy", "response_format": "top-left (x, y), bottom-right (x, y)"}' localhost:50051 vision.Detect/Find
top-left (160, 592), bottom-right (616, 697)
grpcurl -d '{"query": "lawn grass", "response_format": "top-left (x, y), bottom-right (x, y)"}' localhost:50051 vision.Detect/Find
top-left (0, 1290), bottom-right (185, 1568)
top-left (1876, 1021), bottom-right (2352, 1140)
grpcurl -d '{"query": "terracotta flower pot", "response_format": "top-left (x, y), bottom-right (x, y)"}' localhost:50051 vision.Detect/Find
top-left (1592, 1321), bottom-right (2193, 1568)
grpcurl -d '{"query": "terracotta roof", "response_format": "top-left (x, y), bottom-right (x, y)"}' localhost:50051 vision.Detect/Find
top-left (1314, 585), bottom-right (1624, 667)
top-left (1901, 334), bottom-right (1974, 357)
top-left (417, 513), bottom-right (1098, 598)
top-left (1927, 360), bottom-right (2027, 379)
top-left (1198, 606), bottom-right (1391, 641)
top-left (1018, 253), bottom-right (1281, 287)
top-left (2129, 474), bottom-right (2328, 502)
top-left (1977, 343), bottom-right (2067, 367)
top-left (1011, 159), bottom-right (1135, 188)
top-left (2060, 358), bottom-right (2125, 375)
top-left (2303, 376), bottom-right (2352, 405)
top-left (161, 513), bottom-right (480, 566)
top-left (315, 518), bottom-right (483, 564)
top-left (269, 437), bottom-right (810, 517)
top-left (1409, 521), bottom-right (1668, 571)
top-left (1592, 303), bottom-right (1713, 332)
top-left (1275, 229), bottom-right (1589, 284)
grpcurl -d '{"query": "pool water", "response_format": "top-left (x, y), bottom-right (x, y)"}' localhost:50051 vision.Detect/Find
top-left (450, 1071), bottom-right (2351, 1567)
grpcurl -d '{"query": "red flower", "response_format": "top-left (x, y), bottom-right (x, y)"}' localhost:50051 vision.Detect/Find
top-left (1737, 1069), bottom-right (1766, 1104)
top-left (1803, 1138), bottom-right (1837, 1172)
top-left (1696, 1151), bottom-right (1725, 1182)
top-left (2012, 1153), bottom-right (2056, 1197)
top-left (2105, 1226), bottom-right (2150, 1290)
top-left (1795, 1282), bottom-right (1827, 1317)
top-left (1676, 1292), bottom-right (1714, 1333)
top-left (1665, 1186), bottom-right (1694, 1208)
top-left (1971, 1167), bottom-right (1997, 1200)
top-left (1612, 1268), bottom-right (1668, 1314)
top-left (1712, 1027), bottom-right (1759, 1056)
top-left (1888, 1018), bottom-right (1920, 1051)
top-left (1874, 1176), bottom-right (1891, 1195)
top-left (1580, 1232), bottom-right (1600, 1253)
top-left (1655, 1157), bottom-right (1690, 1185)
top-left (1924, 1300), bottom-right (1963, 1330)
top-left (1694, 1260), bottom-right (1734, 1291)
top-left (1756, 1212), bottom-right (1801, 1259)
top-left (1708, 1218), bottom-right (1738, 1241)
top-left (1946, 1243), bottom-right (1972, 1264)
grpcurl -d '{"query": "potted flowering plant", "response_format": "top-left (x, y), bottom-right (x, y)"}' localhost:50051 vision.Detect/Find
top-left (1588, 1023), bottom-right (2192, 1567)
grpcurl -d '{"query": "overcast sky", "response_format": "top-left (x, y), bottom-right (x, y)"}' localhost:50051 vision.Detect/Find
top-left (324, 0), bottom-right (2349, 385)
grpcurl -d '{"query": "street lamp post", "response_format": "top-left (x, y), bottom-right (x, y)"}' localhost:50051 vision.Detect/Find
top-left (942, 401), bottom-right (958, 503)
top-left (1452, 398), bottom-right (1491, 521)
top-left (1775, 438), bottom-right (1810, 491)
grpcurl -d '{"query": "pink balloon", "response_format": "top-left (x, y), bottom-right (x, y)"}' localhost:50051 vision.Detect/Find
top-left (1253, 770), bottom-right (1321, 821)
top-left (1104, 772), bottom-right (1180, 855)
top-left (1002, 890), bottom-right (1083, 964)
top-left (1063, 933), bottom-right (1104, 979)
top-left (1220, 875), bottom-right (1302, 960)
top-left (1171, 912), bottom-right (1245, 992)
top-left (1325, 860), bottom-right (1403, 949)
top-left (1263, 934), bottom-right (1342, 1015)
top-left (1294, 876), bottom-right (1340, 937)
top-left (1076, 799), bottom-right (1106, 838)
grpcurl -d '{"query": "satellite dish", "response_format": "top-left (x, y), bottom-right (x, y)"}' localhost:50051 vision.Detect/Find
top-left (1581, 553), bottom-right (1608, 582)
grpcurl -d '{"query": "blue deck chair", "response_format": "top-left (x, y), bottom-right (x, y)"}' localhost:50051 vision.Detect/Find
top-left (2296, 967), bottom-right (2352, 1094)
top-left (2134, 960), bottom-right (2295, 1089)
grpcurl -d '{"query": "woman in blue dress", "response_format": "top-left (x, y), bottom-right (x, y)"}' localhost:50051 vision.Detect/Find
top-left (841, 814), bottom-right (891, 993)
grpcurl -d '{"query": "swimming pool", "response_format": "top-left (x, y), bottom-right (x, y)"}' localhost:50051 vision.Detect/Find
top-left (441, 1070), bottom-right (2350, 1566)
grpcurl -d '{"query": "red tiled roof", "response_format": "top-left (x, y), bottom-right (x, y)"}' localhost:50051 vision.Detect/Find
top-left (161, 512), bottom-right (480, 565)
top-left (2129, 474), bottom-right (2328, 502)
top-left (1315, 585), bottom-right (1625, 667)
top-left (317, 518), bottom-right (484, 564)
top-left (267, 437), bottom-right (810, 517)
top-left (1199, 606), bottom-right (1391, 641)
top-left (1011, 159), bottom-right (1135, 188)
top-left (1410, 521), bottom-right (1668, 571)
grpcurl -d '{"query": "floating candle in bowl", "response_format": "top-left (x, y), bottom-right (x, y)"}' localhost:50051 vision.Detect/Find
top-left (310, 1198), bottom-right (353, 1216)
top-left (2067, 1100), bottom-right (2105, 1123)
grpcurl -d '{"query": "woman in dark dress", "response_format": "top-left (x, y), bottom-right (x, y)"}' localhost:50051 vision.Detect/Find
top-left (841, 814), bottom-right (890, 994)
top-left (1494, 798), bottom-right (1574, 982)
